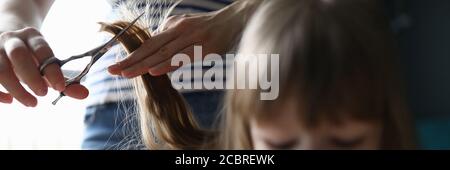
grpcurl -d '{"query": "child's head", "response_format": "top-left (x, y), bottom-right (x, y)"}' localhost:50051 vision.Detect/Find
top-left (222, 0), bottom-right (416, 149)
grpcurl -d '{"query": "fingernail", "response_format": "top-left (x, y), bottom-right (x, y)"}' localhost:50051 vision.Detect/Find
top-left (36, 88), bottom-right (48, 96)
top-left (121, 70), bottom-right (129, 76)
top-left (5, 97), bottom-right (13, 104)
top-left (148, 68), bottom-right (163, 76)
top-left (109, 64), bottom-right (118, 69)
top-left (108, 67), bottom-right (119, 75)
top-left (55, 83), bottom-right (66, 92)
top-left (148, 69), bottom-right (157, 76)
top-left (26, 98), bottom-right (37, 107)
top-left (108, 65), bottom-right (121, 73)
top-left (121, 71), bottom-right (135, 78)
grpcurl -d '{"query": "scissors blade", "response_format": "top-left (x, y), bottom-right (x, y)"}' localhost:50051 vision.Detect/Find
top-left (102, 12), bottom-right (146, 49)
top-left (67, 12), bottom-right (146, 82)
top-left (88, 12), bottom-right (146, 63)
top-left (50, 12), bottom-right (146, 105)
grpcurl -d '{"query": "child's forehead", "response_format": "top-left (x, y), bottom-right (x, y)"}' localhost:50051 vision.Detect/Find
top-left (253, 90), bottom-right (383, 128)
top-left (252, 101), bottom-right (381, 137)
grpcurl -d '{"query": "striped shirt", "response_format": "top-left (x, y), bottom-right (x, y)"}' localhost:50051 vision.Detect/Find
top-left (84, 0), bottom-right (233, 106)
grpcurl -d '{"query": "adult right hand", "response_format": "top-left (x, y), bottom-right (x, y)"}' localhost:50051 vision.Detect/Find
top-left (0, 27), bottom-right (88, 107)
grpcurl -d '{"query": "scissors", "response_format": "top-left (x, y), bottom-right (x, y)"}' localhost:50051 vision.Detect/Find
top-left (39, 12), bottom-right (145, 105)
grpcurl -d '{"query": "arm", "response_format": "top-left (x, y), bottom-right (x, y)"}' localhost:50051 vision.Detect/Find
top-left (0, 0), bottom-right (54, 32)
top-left (108, 0), bottom-right (264, 77)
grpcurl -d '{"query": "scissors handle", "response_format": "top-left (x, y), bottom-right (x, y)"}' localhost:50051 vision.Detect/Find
top-left (40, 12), bottom-right (146, 105)
top-left (38, 44), bottom-right (113, 105)
top-left (39, 57), bottom-right (62, 75)
top-left (38, 43), bottom-right (107, 74)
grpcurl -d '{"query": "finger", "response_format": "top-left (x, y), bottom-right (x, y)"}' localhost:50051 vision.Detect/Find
top-left (23, 29), bottom-right (65, 92)
top-left (148, 45), bottom-right (195, 76)
top-left (108, 28), bottom-right (179, 75)
top-left (0, 91), bottom-right (13, 104)
top-left (0, 51), bottom-right (37, 107)
top-left (4, 37), bottom-right (48, 96)
top-left (63, 84), bottom-right (89, 100)
top-left (158, 14), bottom-right (198, 33)
top-left (121, 36), bottom-right (195, 78)
top-left (159, 15), bottom-right (183, 32)
top-left (148, 58), bottom-right (180, 76)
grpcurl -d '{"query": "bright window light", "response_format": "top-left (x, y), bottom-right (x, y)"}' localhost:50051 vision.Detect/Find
top-left (0, 0), bottom-right (111, 150)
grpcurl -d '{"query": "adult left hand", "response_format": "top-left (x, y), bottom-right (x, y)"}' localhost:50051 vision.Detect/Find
top-left (108, 1), bottom-right (261, 77)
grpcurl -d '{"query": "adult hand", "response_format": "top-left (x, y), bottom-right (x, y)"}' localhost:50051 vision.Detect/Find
top-left (0, 27), bottom-right (88, 107)
top-left (108, 1), bottom-right (261, 77)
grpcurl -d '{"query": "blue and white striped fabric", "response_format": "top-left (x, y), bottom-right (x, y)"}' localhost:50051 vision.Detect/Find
top-left (84, 0), bottom-right (233, 106)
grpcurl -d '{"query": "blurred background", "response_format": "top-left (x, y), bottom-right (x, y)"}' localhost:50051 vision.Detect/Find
top-left (0, 0), bottom-right (110, 149)
top-left (388, 0), bottom-right (450, 149)
top-left (0, 0), bottom-right (449, 150)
